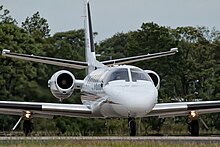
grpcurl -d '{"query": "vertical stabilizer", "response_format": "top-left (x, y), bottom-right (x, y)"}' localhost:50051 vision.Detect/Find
top-left (84, 0), bottom-right (103, 73)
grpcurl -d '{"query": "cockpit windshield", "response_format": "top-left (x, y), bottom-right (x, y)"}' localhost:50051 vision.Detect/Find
top-left (105, 68), bottom-right (129, 84)
top-left (130, 68), bottom-right (151, 82)
top-left (104, 67), bottom-right (151, 85)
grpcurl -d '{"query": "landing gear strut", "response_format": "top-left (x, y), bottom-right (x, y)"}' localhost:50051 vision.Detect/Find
top-left (23, 119), bottom-right (33, 136)
top-left (128, 117), bottom-right (136, 136)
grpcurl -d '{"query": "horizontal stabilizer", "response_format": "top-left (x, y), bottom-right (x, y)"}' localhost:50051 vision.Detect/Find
top-left (101, 48), bottom-right (178, 66)
top-left (2, 49), bottom-right (88, 69)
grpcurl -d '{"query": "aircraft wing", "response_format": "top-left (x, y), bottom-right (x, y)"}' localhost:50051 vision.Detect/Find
top-left (101, 48), bottom-right (178, 66)
top-left (1, 49), bottom-right (88, 69)
top-left (147, 101), bottom-right (220, 117)
top-left (0, 101), bottom-right (95, 118)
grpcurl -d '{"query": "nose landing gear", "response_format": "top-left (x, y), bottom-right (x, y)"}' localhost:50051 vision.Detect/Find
top-left (128, 117), bottom-right (136, 136)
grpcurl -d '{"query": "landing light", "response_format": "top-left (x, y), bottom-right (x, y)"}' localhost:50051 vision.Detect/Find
top-left (170, 48), bottom-right (178, 52)
top-left (190, 111), bottom-right (197, 118)
top-left (25, 111), bottom-right (32, 119)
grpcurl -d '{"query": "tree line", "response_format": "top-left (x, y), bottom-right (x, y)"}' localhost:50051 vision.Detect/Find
top-left (0, 5), bottom-right (219, 135)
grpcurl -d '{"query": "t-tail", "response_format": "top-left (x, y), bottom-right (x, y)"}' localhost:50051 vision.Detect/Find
top-left (1, 0), bottom-right (178, 72)
top-left (84, 0), bottom-right (104, 73)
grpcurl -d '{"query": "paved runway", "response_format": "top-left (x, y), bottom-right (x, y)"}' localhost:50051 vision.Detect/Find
top-left (0, 136), bottom-right (220, 143)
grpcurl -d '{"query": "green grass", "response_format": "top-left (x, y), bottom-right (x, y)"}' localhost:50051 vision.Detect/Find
top-left (0, 141), bottom-right (219, 147)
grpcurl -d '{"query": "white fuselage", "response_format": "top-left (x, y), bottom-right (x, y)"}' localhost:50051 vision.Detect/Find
top-left (81, 65), bottom-right (158, 118)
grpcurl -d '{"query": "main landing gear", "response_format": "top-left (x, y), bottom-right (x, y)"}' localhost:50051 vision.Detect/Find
top-left (23, 119), bottom-right (33, 136)
top-left (12, 111), bottom-right (33, 136)
top-left (23, 111), bottom-right (33, 136)
top-left (128, 117), bottom-right (136, 136)
top-left (188, 111), bottom-right (199, 136)
top-left (189, 119), bottom-right (199, 136)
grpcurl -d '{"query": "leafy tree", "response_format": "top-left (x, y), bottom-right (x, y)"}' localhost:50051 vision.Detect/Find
top-left (22, 12), bottom-right (50, 38)
top-left (0, 9), bottom-right (51, 130)
top-left (97, 32), bottom-right (130, 61)
top-left (0, 5), bottom-right (16, 24)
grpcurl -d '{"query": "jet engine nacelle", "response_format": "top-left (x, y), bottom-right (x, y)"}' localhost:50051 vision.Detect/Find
top-left (144, 70), bottom-right (160, 90)
top-left (48, 70), bottom-right (75, 101)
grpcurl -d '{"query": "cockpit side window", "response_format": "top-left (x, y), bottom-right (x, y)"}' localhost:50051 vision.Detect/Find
top-left (105, 68), bottom-right (129, 84)
top-left (131, 68), bottom-right (151, 82)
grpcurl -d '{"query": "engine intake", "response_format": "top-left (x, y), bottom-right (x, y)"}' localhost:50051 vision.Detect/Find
top-left (145, 70), bottom-right (160, 90)
top-left (57, 73), bottom-right (74, 89)
top-left (48, 70), bottom-right (75, 101)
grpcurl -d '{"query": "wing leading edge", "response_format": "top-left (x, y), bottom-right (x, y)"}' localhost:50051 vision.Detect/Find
top-left (1, 100), bottom-right (220, 119)
top-left (148, 100), bottom-right (220, 117)
top-left (0, 101), bottom-right (95, 118)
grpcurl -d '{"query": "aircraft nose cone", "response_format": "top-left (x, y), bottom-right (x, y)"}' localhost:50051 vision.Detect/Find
top-left (123, 84), bottom-right (157, 114)
top-left (104, 82), bottom-right (158, 117)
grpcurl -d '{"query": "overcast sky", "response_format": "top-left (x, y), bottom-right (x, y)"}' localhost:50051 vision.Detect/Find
top-left (1, 0), bottom-right (220, 42)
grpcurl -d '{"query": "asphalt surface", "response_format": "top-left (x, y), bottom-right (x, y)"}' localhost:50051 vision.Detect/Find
top-left (0, 136), bottom-right (220, 143)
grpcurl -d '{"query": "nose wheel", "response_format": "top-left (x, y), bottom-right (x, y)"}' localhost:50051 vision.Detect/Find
top-left (128, 117), bottom-right (136, 136)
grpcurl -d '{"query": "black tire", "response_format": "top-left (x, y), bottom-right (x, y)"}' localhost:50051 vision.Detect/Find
top-left (189, 120), bottom-right (199, 136)
top-left (128, 118), bottom-right (136, 136)
top-left (23, 120), bottom-right (33, 136)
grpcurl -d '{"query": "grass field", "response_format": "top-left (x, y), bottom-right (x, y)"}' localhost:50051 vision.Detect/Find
top-left (0, 140), bottom-right (219, 147)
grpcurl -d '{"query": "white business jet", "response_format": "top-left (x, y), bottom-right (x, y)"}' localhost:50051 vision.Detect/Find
top-left (1, 0), bottom-right (220, 136)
